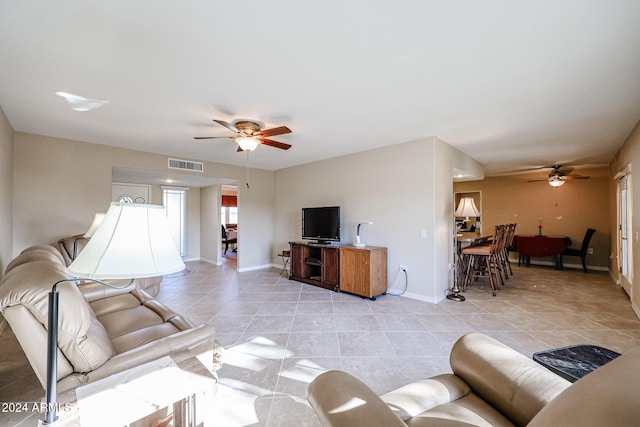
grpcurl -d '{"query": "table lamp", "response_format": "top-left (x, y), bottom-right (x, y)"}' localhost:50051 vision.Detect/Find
top-left (44, 203), bottom-right (185, 424)
top-left (455, 197), bottom-right (480, 220)
top-left (354, 221), bottom-right (373, 247)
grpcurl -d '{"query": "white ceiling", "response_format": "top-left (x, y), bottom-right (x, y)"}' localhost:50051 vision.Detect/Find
top-left (1, 1), bottom-right (640, 178)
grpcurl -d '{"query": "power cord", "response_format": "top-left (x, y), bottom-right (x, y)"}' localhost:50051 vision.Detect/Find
top-left (386, 267), bottom-right (408, 296)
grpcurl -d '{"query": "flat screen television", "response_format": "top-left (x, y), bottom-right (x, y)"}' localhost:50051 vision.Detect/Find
top-left (302, 206), bottom-right (340, 244)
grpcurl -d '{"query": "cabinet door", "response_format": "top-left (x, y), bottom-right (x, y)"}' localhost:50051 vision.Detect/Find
top-left (290, 243), bottom-right (305, 278)
top-left (322, 247), bottom-right (339, 286)
top-left (340, 248), bottom-right (370, 296)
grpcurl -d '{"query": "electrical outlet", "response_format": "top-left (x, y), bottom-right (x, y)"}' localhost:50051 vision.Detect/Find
top-left (588, 247), bottom-right (594, 255)
top-left (399, 264), bottom-right (408, 272)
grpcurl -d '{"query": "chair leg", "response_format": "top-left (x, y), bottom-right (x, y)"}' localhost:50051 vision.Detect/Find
top-left (505, 249), bottom-right (513, 275)
top-left (582, 256), bottom-right (587, 273)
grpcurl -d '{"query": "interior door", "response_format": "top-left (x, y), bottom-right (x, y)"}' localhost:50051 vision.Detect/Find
top-left (618, 174), bottom-right (632, 296)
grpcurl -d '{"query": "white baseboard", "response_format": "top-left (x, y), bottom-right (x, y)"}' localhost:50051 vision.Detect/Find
top-left (385, 290), bottom-right (442, 304)
top-left (238, 263), bottom-right (274, 273)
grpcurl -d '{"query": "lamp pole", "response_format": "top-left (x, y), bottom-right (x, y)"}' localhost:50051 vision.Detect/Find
top-left (447, 230), bottom-right (465, 301)
top-left (44, 285), bottom-right (60, 424)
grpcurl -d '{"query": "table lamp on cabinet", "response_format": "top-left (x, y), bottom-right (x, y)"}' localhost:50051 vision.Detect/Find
top-left (354, 221), bottom-right (373, 247)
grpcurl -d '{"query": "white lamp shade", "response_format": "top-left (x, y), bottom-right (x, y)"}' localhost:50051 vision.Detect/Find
top-left (68, 203), bottom-right (185, 279)
top-left (455, 197), bottom-right (480, 218)
top-left (235, 136), bottom-right (260, 151)
top-left (83, 213), bottom-right (105, 238)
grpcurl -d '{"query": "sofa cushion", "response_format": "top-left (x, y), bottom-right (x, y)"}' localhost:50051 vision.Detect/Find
top-left (403, 393), bottom-right (516, 427)
top-left (4, 249), bottom-right (64, 274)
top-left (21, 244), bottom-right (67, 265)
top-left (89, 292), bottom-right (142, 317)
top-left (111, 323), bottom-right (183, 353)
top-left (89, 289), bottom-right (198, 354)
top-left (381, 373), bottom-right (514, 426)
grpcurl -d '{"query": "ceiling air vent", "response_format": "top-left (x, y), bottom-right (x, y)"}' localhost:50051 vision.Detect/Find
top-left (168, 158), bottom-right (204, 172)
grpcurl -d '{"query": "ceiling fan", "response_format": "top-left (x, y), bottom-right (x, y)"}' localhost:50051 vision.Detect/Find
top-left (194, 119), bottom-right (292, 152)
top-left (527, 165), bottom-right (591, 187)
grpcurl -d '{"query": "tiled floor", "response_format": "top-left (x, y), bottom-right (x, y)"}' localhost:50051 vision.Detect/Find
top-left (2, 259), bottom-right (640, 426)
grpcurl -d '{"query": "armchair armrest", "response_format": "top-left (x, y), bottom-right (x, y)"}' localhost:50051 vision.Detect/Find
top-left (58, 324), bottom-right (220, 392)
top-left (450, 333), bottom-right (570, 426)
top-left (307, 370), bottom-right (407, 427)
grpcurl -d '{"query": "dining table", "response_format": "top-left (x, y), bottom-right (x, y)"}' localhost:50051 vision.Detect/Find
top-left (512, 234), bottom-right (572, 269)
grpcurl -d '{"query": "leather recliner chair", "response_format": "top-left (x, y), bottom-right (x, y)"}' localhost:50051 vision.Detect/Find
top-left (308, 332), bottom-right (640, 426)
top-left (0, 244), bottom-right (223, 394)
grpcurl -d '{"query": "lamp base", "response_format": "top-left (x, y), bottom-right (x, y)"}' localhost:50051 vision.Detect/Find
top-left (446, 292), bottom-right (466, 302)
top-left (353, 242), bottom-right (366, 247)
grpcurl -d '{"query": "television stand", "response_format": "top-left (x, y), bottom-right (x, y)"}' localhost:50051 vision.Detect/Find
top-left (289, 242), bottom-right (339, 291)
top-left (289, 242), bottom-right (388, 299)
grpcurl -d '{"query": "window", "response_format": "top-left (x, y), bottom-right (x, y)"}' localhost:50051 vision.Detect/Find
top-left (163, 187), bottom-right (187, 256)
top-left (221, 206), bottom-right (238, 226)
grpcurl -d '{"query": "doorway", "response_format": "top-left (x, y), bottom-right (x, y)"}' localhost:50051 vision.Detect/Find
top-left (221, 185), bottom-right (238, 263)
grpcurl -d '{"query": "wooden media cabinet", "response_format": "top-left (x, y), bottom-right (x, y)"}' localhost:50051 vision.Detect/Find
top-left (289, 242), bottom-right (387, 299)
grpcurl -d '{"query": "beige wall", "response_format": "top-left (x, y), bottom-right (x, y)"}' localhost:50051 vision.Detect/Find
top-left (0, 107), bottom-right (13, 276)
top-left (454, 167), bottom-right (611, 269)
top-left (610, 120), bottom-right (640, 315)
top-left (12, 132), bottom-right (275, 270)
top-left (274, 137), bottom-right (482, 302)
top-left (200, 185), bottom-right (221, 264)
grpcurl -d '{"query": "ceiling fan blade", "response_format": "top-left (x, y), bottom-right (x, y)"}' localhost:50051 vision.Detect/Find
top-left (258, 137), bottom-right (292, 150)
top-left (569, 175), bottom-right (591, 180)
top-left (193, 136), bottom-right (234, 140)
top-left (527, 178), bottom-right (549, 182)
top-left (213, 119), bottom-right (241, 134)
top-left (256, 126), bottom-right (292, 138)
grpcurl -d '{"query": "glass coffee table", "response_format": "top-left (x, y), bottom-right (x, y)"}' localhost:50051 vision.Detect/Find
top-left (533, 344), bottom-right (621, 382)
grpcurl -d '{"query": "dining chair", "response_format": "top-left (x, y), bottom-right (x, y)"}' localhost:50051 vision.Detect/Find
top-left (560, 228), bottom-right (595, 272)
top-left (221, 224), bottom-right (237, 254)
top-left (502, 223), bottom-right (517, 276)
top-left (460, 225), bottom-right (505, 296)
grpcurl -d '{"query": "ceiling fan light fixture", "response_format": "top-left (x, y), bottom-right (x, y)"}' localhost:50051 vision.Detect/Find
top-left (548, 175), bottom-right (567, 187)
top-left (235, 136), bottom-right (259, 152)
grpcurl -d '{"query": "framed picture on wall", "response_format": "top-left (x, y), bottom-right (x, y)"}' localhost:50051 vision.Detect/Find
top-left (112, 182), bottom-right (151, 204)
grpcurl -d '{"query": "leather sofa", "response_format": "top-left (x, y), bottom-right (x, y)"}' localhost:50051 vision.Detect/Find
top-left (308, 332), bottom-right (640, 426)
top-left (57, 234), bottom-right (162, 296)
top-left (0, 244), bottom-right (223, 394)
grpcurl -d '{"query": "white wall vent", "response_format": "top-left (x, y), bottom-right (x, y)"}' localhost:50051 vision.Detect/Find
top-left (168, 158), bottom-right (204, 172)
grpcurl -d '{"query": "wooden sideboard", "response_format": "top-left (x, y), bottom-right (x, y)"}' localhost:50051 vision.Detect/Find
top-left (289, 242), bottom-right (387, 299)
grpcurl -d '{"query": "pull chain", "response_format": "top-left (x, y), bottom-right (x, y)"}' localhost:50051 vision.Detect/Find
top-left (245, 151), bottom-right (251, 189)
